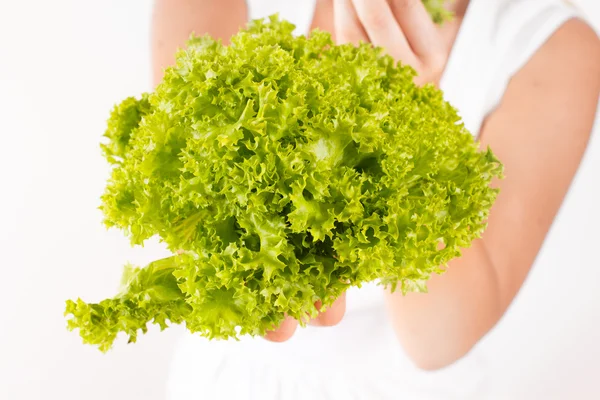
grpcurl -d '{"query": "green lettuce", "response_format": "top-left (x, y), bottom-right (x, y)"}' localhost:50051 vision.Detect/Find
top-left (422, 0), bottom-right (455, 24)
top-left (66, 14), bottom-right (502, 351)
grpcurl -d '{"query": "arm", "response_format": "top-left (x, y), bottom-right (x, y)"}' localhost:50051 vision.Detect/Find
top-left (385, 19), bottom-right (600, 370)
top-left (151, 0), bottom-right (247, 85)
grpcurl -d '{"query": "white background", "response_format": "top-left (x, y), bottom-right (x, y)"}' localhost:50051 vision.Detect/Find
top-left (0, 1), bottom-right (598, 399)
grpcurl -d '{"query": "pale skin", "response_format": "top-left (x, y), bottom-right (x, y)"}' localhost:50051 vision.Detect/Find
top-left (152, 0), bottom-right (600, 370)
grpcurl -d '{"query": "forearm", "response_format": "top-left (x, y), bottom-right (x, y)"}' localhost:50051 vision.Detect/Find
top-left (151, 0), bottom-right (247, 85)
top-left (384, 239), bottom-right (503, 370)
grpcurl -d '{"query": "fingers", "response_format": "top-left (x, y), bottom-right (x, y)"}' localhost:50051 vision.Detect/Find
top-left (388, 0), bottom-right (443, 59)
top-left (350, 0), bottom-right (418, 65)
top-left (264, 315), bottom-right (298, 343)
top-left (333, 0), bottom-right (368, 45)
top-left (264, 294), bottom-right (347, 343)
top-left (310, 292), bottom-right (346, 327)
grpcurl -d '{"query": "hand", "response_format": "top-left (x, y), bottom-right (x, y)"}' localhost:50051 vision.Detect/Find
top-left (333, 0), bottom-right (452, 86)
top-left (264, 293), bottom-right (347, 342)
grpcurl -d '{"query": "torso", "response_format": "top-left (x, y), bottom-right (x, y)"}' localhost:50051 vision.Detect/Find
top-left (167, 1), bottom-right (582, 399)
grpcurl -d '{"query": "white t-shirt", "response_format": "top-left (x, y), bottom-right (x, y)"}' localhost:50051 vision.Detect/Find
top-left (166, 1), bottom-right (579, 398)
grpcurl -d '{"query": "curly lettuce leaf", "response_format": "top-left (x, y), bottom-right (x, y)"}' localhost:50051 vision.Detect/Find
top-left (65, 256), bottom-right (191, 352)
top-left (422, 0), bottom-right (455, 24)
top-left (66, 14), bottom-right (502, 352)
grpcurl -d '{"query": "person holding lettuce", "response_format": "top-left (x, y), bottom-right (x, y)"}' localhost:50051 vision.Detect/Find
top-left (148, 0), bottom-right (600, 398)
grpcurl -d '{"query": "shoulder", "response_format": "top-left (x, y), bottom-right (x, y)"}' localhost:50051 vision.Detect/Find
top-left (490, 1), bottom-right (600, 84)
top-left (498, 18), bottom-right (600, 126)
top-left (480, 18), bottom-right (599, 167)
top-left (539, 18), bottom-right (600, 79)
